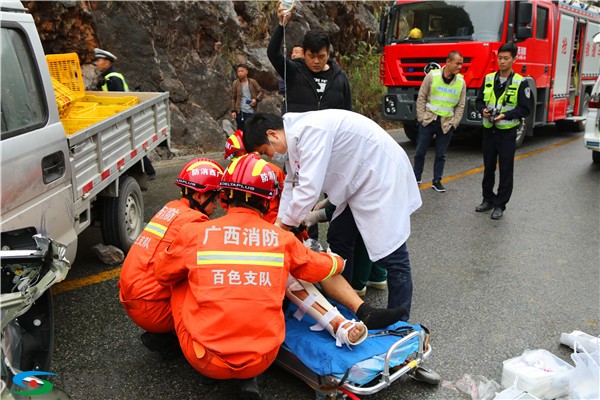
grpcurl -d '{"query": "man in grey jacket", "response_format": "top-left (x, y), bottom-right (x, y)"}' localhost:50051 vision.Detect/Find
top-left (413, 51), bottom-right (465, 192)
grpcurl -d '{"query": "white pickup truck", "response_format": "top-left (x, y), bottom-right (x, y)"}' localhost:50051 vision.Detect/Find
top-left (1, 1), bottom-right (171, 262)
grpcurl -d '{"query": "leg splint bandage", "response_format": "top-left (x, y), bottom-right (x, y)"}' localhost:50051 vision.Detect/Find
top-left (286, 275), bottom-right (367, 348)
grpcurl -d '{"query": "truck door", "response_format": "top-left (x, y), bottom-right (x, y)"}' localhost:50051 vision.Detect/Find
top-left (551, 12), bottom-right (576, 120)
top-left (1, 18), bottom-right (77, 261)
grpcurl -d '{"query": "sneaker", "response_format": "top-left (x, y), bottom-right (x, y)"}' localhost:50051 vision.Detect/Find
top-left (147, 173), bottom-right (156, 181)
top-left (431, 181), bottom-right (446, 192)
top-left (367, 280), bottom-right (387, 290)
top-left (415, 176), bottom-right (422, 184)
top-left (354, 286), bottom-right (367, 296)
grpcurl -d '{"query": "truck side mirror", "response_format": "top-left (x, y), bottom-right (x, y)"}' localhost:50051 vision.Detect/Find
top-left (515, 2), bottom-right (533, 41)
top-left (378, 7), bottom-right (390, 45)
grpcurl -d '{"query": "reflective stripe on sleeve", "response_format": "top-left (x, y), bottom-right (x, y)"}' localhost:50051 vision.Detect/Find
top-left (196, 251), bottom-right (284, 267)
top-left (323, 254), bottom-right (339, 280)
top-left (144, 222), bottom-right (168, 238)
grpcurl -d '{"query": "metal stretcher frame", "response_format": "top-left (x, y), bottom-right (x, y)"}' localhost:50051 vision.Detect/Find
top-left (275, 329), bottom-right (433, 398)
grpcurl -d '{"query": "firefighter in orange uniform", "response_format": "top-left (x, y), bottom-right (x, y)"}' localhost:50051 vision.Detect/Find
top-left (118, 158), bottom-right (224, 360)
top-left (154, 153), bottom-right (345, 399)
top-left (224, 129), bottom-right (286, 225)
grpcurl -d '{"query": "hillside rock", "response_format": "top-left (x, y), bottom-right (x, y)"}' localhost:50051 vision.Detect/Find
top-left (25, 1), bottom-right (381, 154)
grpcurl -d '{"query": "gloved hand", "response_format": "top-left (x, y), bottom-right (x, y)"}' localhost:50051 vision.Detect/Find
top-left (304, 209), bottom-right (328, 227)
top-left (313, 198), bottom-right (330, 211)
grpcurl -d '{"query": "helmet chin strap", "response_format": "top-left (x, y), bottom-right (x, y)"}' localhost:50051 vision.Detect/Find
top-left (184, 188), bottom-right (216, 215)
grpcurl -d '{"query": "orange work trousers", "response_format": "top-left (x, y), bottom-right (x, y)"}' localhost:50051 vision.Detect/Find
top-left (171, 281), bottom-right (277, 380)
top-left (120, 291), bottom-right (174, 333)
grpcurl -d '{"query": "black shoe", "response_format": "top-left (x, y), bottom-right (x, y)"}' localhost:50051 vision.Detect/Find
top-left (239, 376), bottom-right (264, 400)
top-left (476, 201), bottom-right (493, 212)
top-left (198, 373), bottom-right (219, 386)
top-left (431, 181), bottom-right (446, 192)
top-left (140, 331), bottom-right (182, 361)
top-left (356, 303), bottom-right (408, 329)
top-left (147, 173), bottom-right (156, 181)
top-left (491, 207), bottom-right (504, 220)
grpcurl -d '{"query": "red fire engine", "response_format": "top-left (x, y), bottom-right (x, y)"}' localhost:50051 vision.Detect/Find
top-left (379, 0), bottom-right (600, 146)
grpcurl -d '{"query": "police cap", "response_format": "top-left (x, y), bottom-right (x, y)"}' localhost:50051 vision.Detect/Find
top-left (93, 48), bottom-right (117, 62)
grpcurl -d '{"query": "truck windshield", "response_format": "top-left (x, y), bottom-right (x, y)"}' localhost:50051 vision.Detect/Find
top-left (387, 1), bottom-right (506, 43)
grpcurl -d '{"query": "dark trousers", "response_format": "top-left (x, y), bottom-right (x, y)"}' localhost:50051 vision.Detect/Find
top-left (143, 156), bottom-right (155, 176)
top-left (413, 119), bottom-right (454, 182)
top-left (327, 206), bottom-right (413, 320)
top-left (481, 126), bottom-right (517, 209)
top-left (350, 234), bottom-right (387, 290)
top-left (235, 111), bottom-right (254, 131)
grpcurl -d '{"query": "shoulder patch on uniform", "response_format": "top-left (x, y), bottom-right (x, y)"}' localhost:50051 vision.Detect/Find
top-left (524, 87), bottom-right (531, 99)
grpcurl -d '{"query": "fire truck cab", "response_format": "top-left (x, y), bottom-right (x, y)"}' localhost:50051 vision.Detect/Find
top-left (379, 0), bottom-right (600, 146)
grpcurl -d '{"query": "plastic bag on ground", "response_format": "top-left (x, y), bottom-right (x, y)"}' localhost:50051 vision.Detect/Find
top-left (454, 374), bottom-right (501, 400)
top-left (560, 330), bottom-right (600, 354)
top-left (569, 344), bottom-right (600, 400)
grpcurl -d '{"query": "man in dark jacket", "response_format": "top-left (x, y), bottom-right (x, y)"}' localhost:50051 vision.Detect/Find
top-left (267, 8), bottom-right (352, 113)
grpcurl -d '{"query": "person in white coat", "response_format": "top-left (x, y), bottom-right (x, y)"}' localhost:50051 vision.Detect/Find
top-left (242, 110), bottom-right (422, 319)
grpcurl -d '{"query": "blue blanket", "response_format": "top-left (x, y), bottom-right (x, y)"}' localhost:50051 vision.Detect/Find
top-left (283, 301), bottom-right (422, 382)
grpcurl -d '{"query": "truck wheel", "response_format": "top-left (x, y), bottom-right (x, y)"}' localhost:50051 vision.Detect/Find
top-left (101, 175), bottom-right (144, 253)
top-left (593, 151), bottom-right (600, 164)
top-left (516, 113), bottom-right (532, 148)
top-left (403, 122), bottom-right (419, 143)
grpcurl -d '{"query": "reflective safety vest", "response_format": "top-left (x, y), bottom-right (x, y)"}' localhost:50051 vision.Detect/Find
top-left (426, 70), bottom-right (464, 117)
top-left (119, 198), bottom-right (208, 301)
top-left (102, 72), bottom-right (129, 92)
top-left (482, 72), bottom-right (523, 129)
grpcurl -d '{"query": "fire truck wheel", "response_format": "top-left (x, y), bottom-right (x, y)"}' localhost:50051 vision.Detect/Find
top-left (403, 122), bottom-right (419, 143)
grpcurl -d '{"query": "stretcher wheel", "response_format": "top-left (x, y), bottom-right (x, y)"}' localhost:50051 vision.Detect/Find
top-left (411, 366), bottom-right (441, 385)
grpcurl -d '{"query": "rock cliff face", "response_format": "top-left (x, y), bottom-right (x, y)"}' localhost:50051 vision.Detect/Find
top-left (25, 1), bottom-right (381, 154)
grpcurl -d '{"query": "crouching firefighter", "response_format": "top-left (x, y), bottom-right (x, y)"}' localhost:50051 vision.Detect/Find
top-left (154, 153), bottom-right (350, 399)
top-left (118, 158), bottom-right (223, 360)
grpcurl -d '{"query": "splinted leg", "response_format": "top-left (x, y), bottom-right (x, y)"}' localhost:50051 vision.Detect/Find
top-left (286, 276), bottom-right (367, 348)
top-left (319, 275), bottom-right (408, 329)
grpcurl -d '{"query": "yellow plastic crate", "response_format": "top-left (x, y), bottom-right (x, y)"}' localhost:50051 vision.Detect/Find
top-left (63, 101), bottom-right (98, 117)
top-left (50, 77), bottom-right (77, 117)
top-left (61, 118), bottom-right (102, 136)
top-left (46, 53), bottom-right (85, 99)
top-left (71, 105), bottom-right (131, 119)
top-left (78, 94), bottom-right (139, 107)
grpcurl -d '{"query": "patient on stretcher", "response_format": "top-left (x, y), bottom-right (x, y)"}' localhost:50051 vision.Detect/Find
top-left (286, 275), bottom-right (407, 348)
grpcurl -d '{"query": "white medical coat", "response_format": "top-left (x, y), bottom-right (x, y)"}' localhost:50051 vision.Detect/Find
top-left (279, 110), bottom-right (422, 261)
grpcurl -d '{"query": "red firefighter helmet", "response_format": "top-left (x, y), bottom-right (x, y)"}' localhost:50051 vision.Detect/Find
top-left (224, 130), bottom-right (247, 160)
top-left (174, 158), bottom-right (224, 193)
top-left (220, 153), bottom-right (278, 200)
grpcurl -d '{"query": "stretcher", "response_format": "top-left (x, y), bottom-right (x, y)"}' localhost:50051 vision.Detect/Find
top-left (276, 301), bottom-right (440, 399)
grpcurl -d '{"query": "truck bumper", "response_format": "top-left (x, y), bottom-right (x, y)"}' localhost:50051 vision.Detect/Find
top-left (382, 87), bottom-right (483, 128)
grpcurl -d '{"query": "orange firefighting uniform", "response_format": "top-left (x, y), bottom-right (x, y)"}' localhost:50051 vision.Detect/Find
top-left (262, 162), bottom-right (285, 224)
top-left (118, 198), bottom-right (209, 333)
top-left (154, 207), bottom-right (343, 379)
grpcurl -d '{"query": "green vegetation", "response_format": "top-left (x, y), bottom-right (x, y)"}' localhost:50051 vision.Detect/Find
top-left (340, 41), bottom-right (386, 122)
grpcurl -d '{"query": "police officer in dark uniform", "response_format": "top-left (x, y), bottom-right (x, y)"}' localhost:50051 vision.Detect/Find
top-left (93, 48), bottom-right (156, 180)
top-left (93, 48), bottom-right (128, 92)
top-left (475, 42), bottom-right (530, 220)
